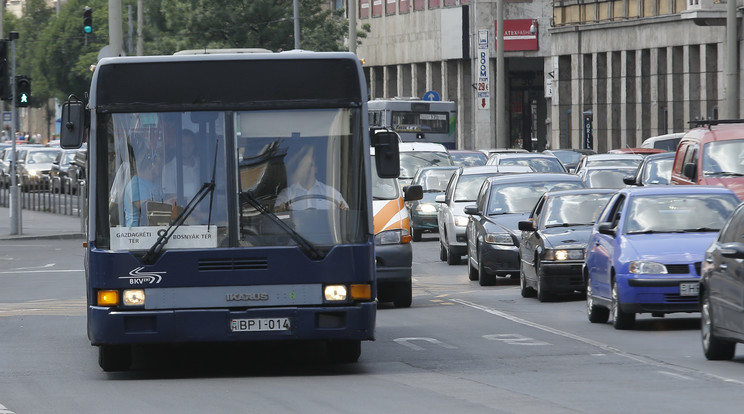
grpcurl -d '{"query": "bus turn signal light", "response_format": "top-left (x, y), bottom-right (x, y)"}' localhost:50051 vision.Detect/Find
top-left (97, 290), bottom-right (119, 306)
top-left (350, 284), bottom-right (372, 300)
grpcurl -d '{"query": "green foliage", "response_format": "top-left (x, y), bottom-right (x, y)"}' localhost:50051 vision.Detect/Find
top-left (14, 0), bottom-right (364, 106)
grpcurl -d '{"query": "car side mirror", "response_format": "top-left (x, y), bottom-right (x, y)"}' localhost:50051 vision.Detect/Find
top-left (435, 194), bottom-right (446, 203)
top-left (598, 222), bottom-right (616, 236)
top-left (463, 205), bottom-right (479, 215)
top-left (518, 220), bottom-right (535, 231)
top-left (623, 175), bottom-right (637, 185)
top-left (403, 184), bottom-right (423, 202)
top-left (720, 243), bottom-right (744, 259)
top-left (683, 162), bottom-right (697, 181)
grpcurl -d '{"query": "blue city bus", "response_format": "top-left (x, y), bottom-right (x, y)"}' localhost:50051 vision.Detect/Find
top-left (368, 98), bottom-right (457, 149)
top-left (60, 51), bottom-right (399, 371)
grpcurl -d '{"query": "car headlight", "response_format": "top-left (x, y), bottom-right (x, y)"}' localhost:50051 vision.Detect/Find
top-left (544, 249), bottom-right (584, 261)
top-left (454, 215), bottom-right (469, 227)
top-left (629, 261), bottom-right (668, 274)
top-left (27, 169), bottom-right (38, 177)
top-left (485, 233), bottom-right (513, 245)
top-left (415, 203), bottom-right (438, 214)
top-left (375, 229), bottom-right (410, 245)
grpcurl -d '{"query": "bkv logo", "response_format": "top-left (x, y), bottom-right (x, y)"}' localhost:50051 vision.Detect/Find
top-left (118, 267), bottom-right (165, 285)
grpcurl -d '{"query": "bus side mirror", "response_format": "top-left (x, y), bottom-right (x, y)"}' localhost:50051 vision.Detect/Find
top-left (371, 129), bottom-right (400, 178)
top-left (60, 97), bottom-right (86, 149)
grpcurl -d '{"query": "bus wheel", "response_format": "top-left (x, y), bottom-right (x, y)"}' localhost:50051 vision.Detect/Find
top-left (327, 340), bottom-right (361, 363)
top-left (393, 280), bottom-right (412, 308)
top-left (98, 345), bottom-right (132, 372)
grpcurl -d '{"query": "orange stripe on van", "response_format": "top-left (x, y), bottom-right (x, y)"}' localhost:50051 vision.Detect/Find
top-left (373, 198), bottom-right (410, 234)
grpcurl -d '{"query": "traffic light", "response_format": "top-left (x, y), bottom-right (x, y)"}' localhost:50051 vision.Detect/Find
top-left (0, 40), bottom-right (7, 100)
top-left (16, 76), bottom-right (30, 107)
top-left (83, 6), bottom-right (92, 34)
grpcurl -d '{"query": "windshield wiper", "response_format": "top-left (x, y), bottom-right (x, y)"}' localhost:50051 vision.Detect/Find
top-left (142, 141), bottom-right (220, 265)
top-left (704, 171), bottom-right (744, 177)
top-left (682, 227), bottom-right (719, 232)
top-left (545, 222), bottom-right (591, 228)
top-left (239, 191), bottom-right (324, 260)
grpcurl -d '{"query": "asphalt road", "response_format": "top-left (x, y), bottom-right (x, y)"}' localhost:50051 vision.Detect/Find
top-left (1, 234), bottom-right (744, 413)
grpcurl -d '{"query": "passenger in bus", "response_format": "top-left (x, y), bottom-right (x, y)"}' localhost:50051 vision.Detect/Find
top-left (161, 129), bottom-right (201, 204)
top-left (123, 154), bottom-right (163, 226)
top-left (274, 146), bottom-right (348, 211)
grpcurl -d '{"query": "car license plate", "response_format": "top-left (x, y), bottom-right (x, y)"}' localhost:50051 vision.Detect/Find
top-left (231, 318), bottom-right (291, 332)
top-left (680, 282), bottom-right (699, 296)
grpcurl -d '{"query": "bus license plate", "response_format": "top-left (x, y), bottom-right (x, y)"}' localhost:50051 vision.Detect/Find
top-left (680, 282), bottom-right (699, 296)
top-left (231, 318), bottom-right (291, 332)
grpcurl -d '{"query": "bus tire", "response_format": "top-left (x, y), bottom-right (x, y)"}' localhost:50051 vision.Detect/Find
top-left (327, 340), bottom-right (361, 363)
top-left (98, 345), bottom-right (132, 372)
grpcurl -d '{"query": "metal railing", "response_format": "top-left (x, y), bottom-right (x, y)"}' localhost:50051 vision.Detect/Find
top-left (0, 173), bottom-right (87, 218)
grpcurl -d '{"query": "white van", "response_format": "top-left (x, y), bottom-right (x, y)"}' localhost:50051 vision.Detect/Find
top-left (371, 147), bottom-right (423, 308)
top-left (640, 132), bottom-right (684, 152)
top-left (398, 142), bottom-right (454, 186)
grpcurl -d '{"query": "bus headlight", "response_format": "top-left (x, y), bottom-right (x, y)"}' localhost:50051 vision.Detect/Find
top-left (324, 285), bottom-right (348, 301)
top-left (122, 289), bottom-right (146, 306)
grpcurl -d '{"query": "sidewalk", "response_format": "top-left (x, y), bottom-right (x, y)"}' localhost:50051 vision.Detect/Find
top-left (0, 207), bottom-right (85, 240)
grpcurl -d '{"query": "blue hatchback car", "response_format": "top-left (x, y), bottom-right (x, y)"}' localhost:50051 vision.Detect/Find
top-left (584, 186), bottom-right (740, 330)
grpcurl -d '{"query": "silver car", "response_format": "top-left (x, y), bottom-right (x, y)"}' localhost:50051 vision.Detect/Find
top-left (436, 165), bottom-right (532, 265)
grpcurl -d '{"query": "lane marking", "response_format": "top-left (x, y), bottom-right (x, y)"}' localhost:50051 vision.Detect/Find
top-left (452, 298), bottom-right (744, 386)
top-left (0, 403), bottom-right (16, 414)
top-left (394, 337), bottom-right (458, 351)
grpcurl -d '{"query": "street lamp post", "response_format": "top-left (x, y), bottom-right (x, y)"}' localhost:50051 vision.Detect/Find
top-left (496, 0), bottom-right (507, 148)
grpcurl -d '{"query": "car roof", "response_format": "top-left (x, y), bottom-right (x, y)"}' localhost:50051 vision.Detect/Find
top-left (640, 132), bottom-right (685, 147)
top-left (642, 151), bottom-right (676, 161)
top-left (484, 172), bottom-right (580, 185)
top-left (398, 142), bottom-right (449, 152)
top-left (459, 165), bottom-right (532, 175)
top-left (680, 122), bottom-right (744, 144)
top-left (584, 153), bottom-right (643, 160)
top-left (617, 185), bottom-right (737, 197)
top-left (493, 152), bottom-right (557, 159)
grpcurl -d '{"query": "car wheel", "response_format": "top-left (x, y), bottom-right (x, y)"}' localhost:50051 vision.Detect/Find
top-left (98, 345), bottom-right (131, 372)
top-left (586, 275), bottom-right (609, 323)
top-left (468, 251), bottom-right (479, 281)
top-left (536, 259), bottom-right (552, 302)
top-left (478, 248), bottom-right (496, 286)
top-left (701, 290), bottom-right (736, 360)
top-left (611, 278), bottom-right (635, 329)
top-left (393, 280), bottom-right (413, 308)
top-left (412, 225), bottom-right (422, 242)
top-left (446, 245), bottom-right (460, 265)
top-left (327, 340), bottom-right (361, 363)
top-left (520, 268), bottom-right (536, 298)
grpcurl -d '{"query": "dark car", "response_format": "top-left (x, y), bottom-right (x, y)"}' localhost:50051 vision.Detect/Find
top-left (700, 202), bottom-right (744, 360)
top-left (486, 152), bottom-right (568, 173)
top-left (543, 149), bottom-right (595, 173)
top-left (623, 151), bottom-right (675, 186)
top-left (448, 150), bottom-right (487, 167)
top-left (50, 149), bottom-right (80, 193)
top-left (407, 166), bottom-right (458, 241)
top-left (585, 186), bottom-right (739, 330)
top-left (518, 189), bottom-right (616, 301)
top-left (67, 148), bottom-right (88, 186)
top-left (464, 173), bottom-right (584, 286)
top-left (436, 165), bottom-right (532, 265)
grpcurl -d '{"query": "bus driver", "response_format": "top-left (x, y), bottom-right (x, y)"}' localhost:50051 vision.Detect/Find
top-left (274, 146), bottom-right (348, 211)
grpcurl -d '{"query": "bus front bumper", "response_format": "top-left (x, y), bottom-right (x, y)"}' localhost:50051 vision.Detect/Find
top-left (88, 302), bottom-right (376, 345)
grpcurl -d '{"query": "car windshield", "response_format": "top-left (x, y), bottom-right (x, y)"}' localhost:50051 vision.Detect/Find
top-left (586, 157), bottom-right (641, 168)
top-left (454, 174), bottom-right (492, 202)
top-left (499, 157), bottom-right (565, 173)
top-left (399, 151), bottom-right (452, 179)
top-left (450, 152), bottom-right (486, 167)
top-left (542, 193), bottom-right (613, 228)
top-left (584, 168), bottom-right (636, 189)
top-left (702, 139), bottom-right (744, 176)
top-left (417, 169), bottom-right (456, 192)
top-left (641, 158), bottom-right (673, 185)
top-left (551, 151), bottom-right (584, 166)
top-left (27, 150), bottom-right (59, 164)
top-left (625, 194), bottom-right (739, 234)
top-left (487, 181), bottom-right (584, 215)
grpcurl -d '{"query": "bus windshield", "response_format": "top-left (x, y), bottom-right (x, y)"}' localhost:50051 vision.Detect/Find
top-left (104, 108), bottom-right (365, 251)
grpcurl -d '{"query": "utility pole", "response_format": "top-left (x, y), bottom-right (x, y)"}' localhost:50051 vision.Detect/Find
top-left (9, 31), bottom-right (20, 235)
top-left (348, 0), bottom-right (357, 55)
top-left (293, 0), bottom-right (300, 49)
top-left (109, 0), bottom-right (123, 57)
